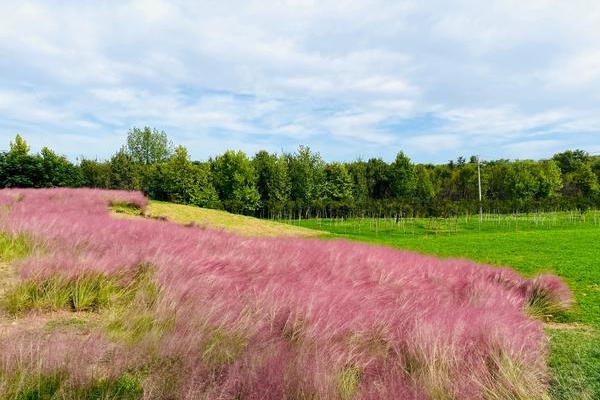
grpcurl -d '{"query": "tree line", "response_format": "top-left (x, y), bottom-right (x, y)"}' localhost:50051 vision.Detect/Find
top-left (2, 128), bottom-right (600, 218)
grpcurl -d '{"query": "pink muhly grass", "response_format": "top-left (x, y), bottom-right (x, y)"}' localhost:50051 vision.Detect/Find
top-left (0, 328), bottom-right (134, 391)
top-left (0, 188), bottom-right (572, 399)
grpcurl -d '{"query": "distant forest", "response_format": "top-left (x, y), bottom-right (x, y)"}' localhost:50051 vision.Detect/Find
top-left (2, 128), bottom-right (599, 218)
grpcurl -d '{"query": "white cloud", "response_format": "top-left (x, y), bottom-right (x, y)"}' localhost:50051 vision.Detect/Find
top-left (404, 134), bottom-right (462, 154)
top-left (503, 139), bottom-right (564, 160)
top-left (545, 49), bottom-right (600, 87)
top-left (1, 0), bottom-right (600, 162)
top-left (437, 106), bottom-right (573, 140)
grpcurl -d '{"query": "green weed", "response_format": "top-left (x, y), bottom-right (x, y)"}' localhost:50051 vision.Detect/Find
top-left (109, 201), bottom-right (144, 217)
top-left (336, 366), bottom-right (362, 400)
top-left (2, 274), bottom-right (122, 316)
top-left (0, 232), bottom-right (33, 262)
top-left (70, 373), bottom-right (143, 400)
top-left (45, 317), bottom-right (90, 332)
top-left (8, 372), bottom-right (64, 400)
top-left (102, 266), bottom-right (167, 344)
top-left (200, 328), bottom-right (247, 368)
top-left (0, 372), bottom-right (142, 400)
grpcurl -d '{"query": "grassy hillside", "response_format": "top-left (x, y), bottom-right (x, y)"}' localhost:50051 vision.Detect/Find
top-left (285, 215), bottom-right (600, 399)
top-left (114, 200), bottom-right (325, 237)
top-left (1, 188), bottom-right (570, 400)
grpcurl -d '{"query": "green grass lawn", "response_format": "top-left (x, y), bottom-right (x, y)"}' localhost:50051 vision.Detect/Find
top-left (283, 213), bottom-right (600, 400)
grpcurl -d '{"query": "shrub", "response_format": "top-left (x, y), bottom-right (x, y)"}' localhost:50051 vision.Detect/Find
top-left (524, 274), bottom-right (573, 321)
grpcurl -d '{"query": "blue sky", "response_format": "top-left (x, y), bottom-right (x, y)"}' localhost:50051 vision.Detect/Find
top-left (1, 0), bottom-right (600, 164)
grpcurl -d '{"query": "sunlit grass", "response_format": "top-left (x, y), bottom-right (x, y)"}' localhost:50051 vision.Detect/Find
top-left (0, 233), bottom-right (33, 262)
top-left (141, 200), bottom-right (326, 237)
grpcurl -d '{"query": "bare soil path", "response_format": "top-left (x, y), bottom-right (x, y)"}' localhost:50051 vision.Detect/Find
top-left (0, 261), bottom-right (16, 298)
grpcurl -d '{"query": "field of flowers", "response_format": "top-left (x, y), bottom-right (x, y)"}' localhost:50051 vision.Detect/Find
top-left (0, 188), bottom-right (572, 399)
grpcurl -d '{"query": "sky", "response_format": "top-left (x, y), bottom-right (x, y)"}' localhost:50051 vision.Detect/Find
top-left (1, 0), bottom-right (600, 164)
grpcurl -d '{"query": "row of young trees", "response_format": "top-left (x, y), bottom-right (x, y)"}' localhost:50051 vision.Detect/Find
top-left (2, 129), bottom-right (600, 218)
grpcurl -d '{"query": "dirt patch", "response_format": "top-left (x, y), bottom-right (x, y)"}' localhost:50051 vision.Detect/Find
top-left (544, 322), bottom-right (593, 331)
top-left (0, 262), bottom-right (17, 297)
top-left (1, 264), bottom-right (97, 339)
top-left (0, 310), bottom-right (97, 340)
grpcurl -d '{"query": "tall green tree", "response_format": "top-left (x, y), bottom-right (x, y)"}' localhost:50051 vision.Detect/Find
top-left (109, 149), bottom-right (139, 190)
top-left (562, 163), bottom-right (600, 200)
top-left (430, 163), bottom-right (454, 201)
top-left (346, 160), bottom-right (369, 205)
top-left (507, 161), bottom-right (539, 206)
top-left (552, 149), bottom-right (590, 174)
top-left (211, 150), bottom-right (260, 214)
top-left (40, 147), bottom-right (81, 187)
top-left (79, 158), bottom-right (111, 188)
top-left (535, 160), bottom-right (562, 199)
top-left (0, 135), bottom-right (44, 188)
top-left (448, 161), bottom-right (479, 201)
top-left (125, 127), bottom-right (173, 165)
top-left (323, 162), bottom-right (354, 203)
top-left (414, 165), bottom-right (435, 204)
top-left (10, 134), bottom-right (30, 156)
top-left (286, 146), bottom-right (326, 217)
top-left (147, 146), bottom-right (220, 207)
top-left (388, 151), bottom-right (416, 201)
top-left (365, 158), bottom-right (390, 200)
top-left (253, 151), bottom-right (291, 217)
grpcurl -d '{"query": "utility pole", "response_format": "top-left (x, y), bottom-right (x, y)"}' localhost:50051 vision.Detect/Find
top-left (477, 155), bottom-right (482, 222)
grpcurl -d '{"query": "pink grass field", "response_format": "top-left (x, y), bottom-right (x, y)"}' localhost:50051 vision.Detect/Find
top-left (0, 188), bottom-right (572, 399)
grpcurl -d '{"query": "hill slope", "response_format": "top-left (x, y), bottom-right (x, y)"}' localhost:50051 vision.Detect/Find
top-left (115, 200), bottom-right (326, 237)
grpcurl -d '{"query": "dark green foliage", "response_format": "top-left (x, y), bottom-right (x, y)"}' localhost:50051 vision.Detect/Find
top-left (323, 162), bottom-right (353, 202)
top-left (0, 136), bottom-right (81, 189)
top-left (12, 373), bottom-right (64, 400)
top-left (388, 151), bottom-right (416, 201)
top-left (72, 374), bottom-right (143, 400)
top-left (143, 146), bottom-right (220, 208)
top-left (109, 149), bottom-right (139, 190)
top-left (211, 150), bottom-right (260, 214)
top-left (0, 136), bottom-right (45, 188)
top-left (346, 160), bottom-right (369, 205)
top-left (552, 149), bottom-right (590, 175)
top-left (508, 161), bottom-right (540, 205)
top-left (79, 158), bottom-right (111, 189)
top-left (2, 373), bottom-right (143, 400)
top-left (40, 147), bottom-right (82, 187)
top-left (365, 157), bottom-right (390, 199)
top-left (414, 165), bottom-right (435, 206)
top-left (286, 146), bottom-right (326, 217)
top-left (3, 134), bottom-right (600, 218)
top-left (253, 150), bottom-right (291, 217)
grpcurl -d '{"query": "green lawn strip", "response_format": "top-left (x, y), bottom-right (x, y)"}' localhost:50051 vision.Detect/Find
top-left (546, 327), bottom-right (600, 400)
top-left (285, 216), bottom-right (600, 400)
